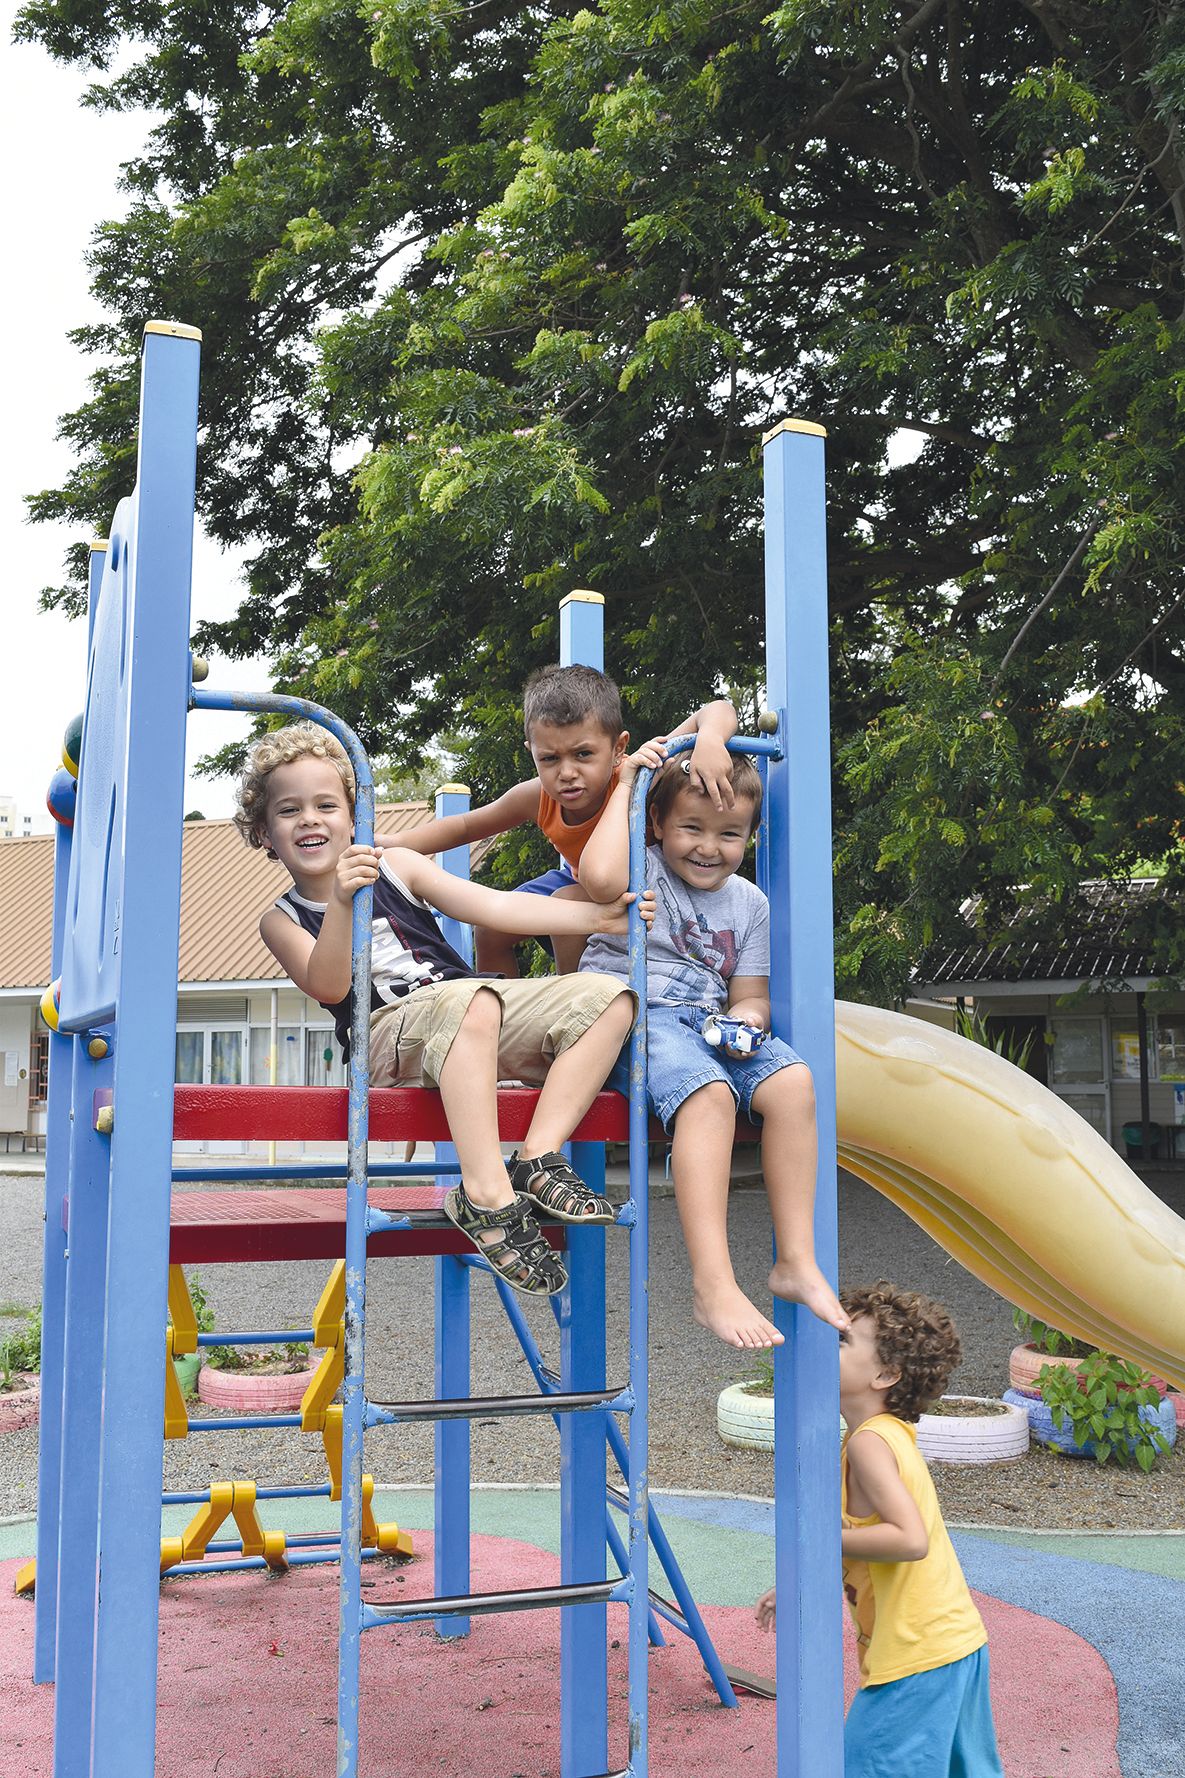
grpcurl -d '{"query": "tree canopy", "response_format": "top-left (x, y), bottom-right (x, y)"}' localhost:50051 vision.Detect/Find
top-left (17, 0), bottom-right (1185, 995)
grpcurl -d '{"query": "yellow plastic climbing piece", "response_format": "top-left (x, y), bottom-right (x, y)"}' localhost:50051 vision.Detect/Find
top-left (160, 1480), bottom-right (288, 1574)
top-left (168, 1266), bottom-right (198, 1354)
top-left (302, 1259), bottom-right (346, 1432)
top-left (312, 1260), bottom-right (346, 1346)
top-left (321, 1404), bottom-right (343, 1498)
top-left (15, 1561), bottom-right (35, 1596)
top-left (163, 1326), bottom-right (189, 1441)
top-left (362, 1475), bottom-right (413, 1557)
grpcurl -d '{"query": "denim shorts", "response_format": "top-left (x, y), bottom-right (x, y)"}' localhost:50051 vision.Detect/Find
top-left (607, 1001), bottom-right (805, 1132)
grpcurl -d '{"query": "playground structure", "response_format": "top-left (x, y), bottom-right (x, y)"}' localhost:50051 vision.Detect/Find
top-left (28, 321), bottom-right (846, 1778)
top-left (30, 320), bottom-right (1185, 1778)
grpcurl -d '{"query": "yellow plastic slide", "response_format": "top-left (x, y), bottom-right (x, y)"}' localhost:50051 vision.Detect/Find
top-left (834, 1002), bottom-right (1185, 1389)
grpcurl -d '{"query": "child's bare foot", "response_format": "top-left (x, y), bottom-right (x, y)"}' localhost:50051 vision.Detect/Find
top-left (693, 1280), bottom-right (785, 1349)
top-left (768, 1257), bottom-right (849, 1332)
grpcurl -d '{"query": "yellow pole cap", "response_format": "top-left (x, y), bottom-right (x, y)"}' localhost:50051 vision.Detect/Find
top-left (560, 589), bottom-right (604, 605)
top-left (436, 782), bottom-right (471, 796)
top-left (761, 418), bottom-right (828, 444)
top-left (143, 320), bottom-right (203, 342)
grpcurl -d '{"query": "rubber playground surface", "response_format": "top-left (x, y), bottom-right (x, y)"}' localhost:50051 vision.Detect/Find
top-left (2, 1487), bottom-right (1181, 1777)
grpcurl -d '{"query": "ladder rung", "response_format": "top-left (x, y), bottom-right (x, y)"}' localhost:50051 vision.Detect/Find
top-left (363, 1577), bottom-right (619, 1626)
top-left (367, 1386), bottom-right (628, 1425)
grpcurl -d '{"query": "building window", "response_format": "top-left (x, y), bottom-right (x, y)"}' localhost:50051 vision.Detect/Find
top-left (249, 1026), bottom-right (303, 1086)
top-left (29, 1031), bottom-right (49, 1105)
top-left (1049, 1018), bottom-right (1105, 1084)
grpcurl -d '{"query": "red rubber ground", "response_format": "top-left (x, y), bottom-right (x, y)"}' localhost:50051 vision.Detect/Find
top-left (1, 1536), bottom-right (1119, 1777)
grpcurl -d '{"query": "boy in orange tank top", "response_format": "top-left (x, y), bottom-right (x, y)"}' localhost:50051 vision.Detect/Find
top-left (386, 663), bottom-right (738, 975)
top-left (756, 1282), bottom-right (1003, 1777)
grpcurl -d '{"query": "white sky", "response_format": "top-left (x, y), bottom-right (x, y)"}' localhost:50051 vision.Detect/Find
top-left (1, 8), bottom-right (269, 827)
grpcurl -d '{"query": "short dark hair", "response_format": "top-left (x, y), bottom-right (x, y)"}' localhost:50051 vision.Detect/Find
top-left (647, 753), bottom-right (763, 834)
top-left (841, 1281), bottom-right (963, 1422)
top-left (523, 664), bottom-right (624, 742)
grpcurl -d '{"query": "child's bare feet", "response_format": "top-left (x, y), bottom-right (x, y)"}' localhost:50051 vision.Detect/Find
top-left (768, 1257), bottom-right (849, 1332)
top-left (693, 1279), bottom-right (785, 1349)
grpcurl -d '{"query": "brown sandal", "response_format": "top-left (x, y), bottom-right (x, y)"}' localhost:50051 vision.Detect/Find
top-left (443, 1186), bottom-right (568, 1295)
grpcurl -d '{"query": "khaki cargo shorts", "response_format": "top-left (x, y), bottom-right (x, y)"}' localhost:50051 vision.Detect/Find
top-left (369, 973), bottom-right (633, 1090)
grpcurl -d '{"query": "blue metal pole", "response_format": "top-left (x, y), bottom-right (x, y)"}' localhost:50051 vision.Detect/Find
top-left (88, 323), bottom-right (202, 1778)
top-left (626, 766), bottom-right (651, 1778)
top-left (762, 419), bottom-right (844, 1778)
top-left (335, 735), bottom-right (375, 1778)
top-left (558, 589), bottom-right (611, 1777)
top-left (432, 782), bottom-right (473, 1636)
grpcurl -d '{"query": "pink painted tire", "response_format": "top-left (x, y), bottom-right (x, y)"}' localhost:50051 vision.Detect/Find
top-left (1170, 1391), bottom-right (1185, 1430)
top-left (197, 1364), bottom-right (317, 1412)
top-left (916, 1395), bottom-right (1029, 1465)
top-left (1008, 1344), bottom-right (1085, 1392)
top-left (0, 1377), bottom-right (40, 1433)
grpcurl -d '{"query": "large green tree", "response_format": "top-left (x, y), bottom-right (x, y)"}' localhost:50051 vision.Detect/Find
top-left (18, 0), bottom-right (1185, 993)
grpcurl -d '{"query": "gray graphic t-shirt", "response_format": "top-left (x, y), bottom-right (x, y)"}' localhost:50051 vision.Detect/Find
top-left (580, 845), bottom-right (769, 1009)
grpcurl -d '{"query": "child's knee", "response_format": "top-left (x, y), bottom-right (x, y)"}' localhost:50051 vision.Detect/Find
top-left (758, 1062), bottom-right (814, 1117)
top-left (461, 985), bottom-right (503, 1035)
top-left (677, 1079), bottom-right (736, 1123)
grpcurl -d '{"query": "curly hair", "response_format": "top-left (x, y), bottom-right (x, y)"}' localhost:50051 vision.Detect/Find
top-left (647, 752), bottom-right (763, 835)
top-left (841, 1281), bottom-right (962, 1422)
top-left (234, 724), bottom-right (355, 857)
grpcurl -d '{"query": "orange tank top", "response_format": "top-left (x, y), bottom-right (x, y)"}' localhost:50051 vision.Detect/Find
top-left (536, 767), bottom-right (622, 873)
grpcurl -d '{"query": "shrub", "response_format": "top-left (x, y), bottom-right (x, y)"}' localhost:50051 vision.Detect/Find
top-left (0, 1306), bottom-right (42, 1384)
top-left (1012, 1308), bottom-right (1093, 1359)
top-left (1038, 1351), bottom-right (1170, 1471)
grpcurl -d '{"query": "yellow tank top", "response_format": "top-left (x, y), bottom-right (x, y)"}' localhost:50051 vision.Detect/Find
top-left (842, 1413), bottom-right (986, 1686)
top-left (536, 767), bottom-right (622, 872)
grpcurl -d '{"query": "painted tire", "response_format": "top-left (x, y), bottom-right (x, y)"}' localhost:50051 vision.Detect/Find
top-left (716, 1382), bottom-right (775, 1452)
top-left (1170, 1391), bottom-right (1185, 1431)
top-left (1003, 1388), bottom-right (1178, 1458)
top-left (1008, 1344), bottom-right (1085, 1392)
top-left (0, 1377), bottom-right (40, 1433)
top-left (916, 1395), bottom-right (1029, 1465)
top-left (197, 1363), bottom-right (317, 1412)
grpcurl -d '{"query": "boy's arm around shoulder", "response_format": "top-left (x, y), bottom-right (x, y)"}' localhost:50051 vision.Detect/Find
top-left (578, 741), bottom-right (665, 902)
top-left (377, 778), bottom-right (539, 855)
top-left (840, 1428), bottom-right (929, 1565)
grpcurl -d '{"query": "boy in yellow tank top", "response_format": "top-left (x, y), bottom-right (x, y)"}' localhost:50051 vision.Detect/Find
top-left (756, 1281), bottom-right (1003, 1777)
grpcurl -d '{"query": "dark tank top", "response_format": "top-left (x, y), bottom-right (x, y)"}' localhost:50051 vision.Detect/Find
top-left (275, 856), bottom-right (473, 1053)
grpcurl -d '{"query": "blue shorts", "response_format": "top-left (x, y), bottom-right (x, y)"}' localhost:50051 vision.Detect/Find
top-left (844, 1646), bottom-right (1003, 1778)
top-left (607, 1001), bottom-right (805, 1132)
top-left (516, 862), bottom-right (577, 896)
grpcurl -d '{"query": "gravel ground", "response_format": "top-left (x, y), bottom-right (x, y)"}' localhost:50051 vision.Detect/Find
top-left (1, 1165), bottom-right (1183, 1530)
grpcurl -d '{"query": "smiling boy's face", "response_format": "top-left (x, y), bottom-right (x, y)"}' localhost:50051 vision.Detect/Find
top-left (262, 757), bottom-right (353, 892)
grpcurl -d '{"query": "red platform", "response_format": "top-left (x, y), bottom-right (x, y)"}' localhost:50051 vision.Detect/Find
top-left (164, 1085), bottom-right (757, 1264)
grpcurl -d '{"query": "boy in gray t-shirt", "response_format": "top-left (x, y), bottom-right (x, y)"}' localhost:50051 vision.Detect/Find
top-left (580, 748), bottom-right (848, 1350)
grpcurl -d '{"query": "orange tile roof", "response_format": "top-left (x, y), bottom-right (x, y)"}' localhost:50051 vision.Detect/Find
top-left (0, 807), bottom-right (489, 992)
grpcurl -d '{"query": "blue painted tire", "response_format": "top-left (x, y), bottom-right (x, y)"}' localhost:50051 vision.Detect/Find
top-left (1003, 1388), bottom-right (1177, 1459)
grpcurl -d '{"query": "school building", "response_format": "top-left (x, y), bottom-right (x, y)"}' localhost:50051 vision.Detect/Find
top-left (910, 878), bottom-right (1185, 1162)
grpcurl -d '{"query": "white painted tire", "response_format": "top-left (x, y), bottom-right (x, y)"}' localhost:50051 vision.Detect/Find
top-left (716, 1383), bottom-right (846, 1452)
top-left (916, 1395), bottom-right (1029, 1465)
top-left (716, 1382), bottom-right (775, 1452)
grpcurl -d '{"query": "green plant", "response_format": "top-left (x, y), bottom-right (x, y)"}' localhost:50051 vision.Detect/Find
top-left (0, 1305), bottom-right (42, 1384)
top-left (744, 1357), bottom-right (775, 1398)
top-left (1011, 1308), bottom-right (1093, 1359)
top-left (954, 1009), bottom-right (1035, 1073)
top-left (185, 1272), bottom-right (217, 1335)
top-left (1038, 1351), bottom-right (1171, 1471)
